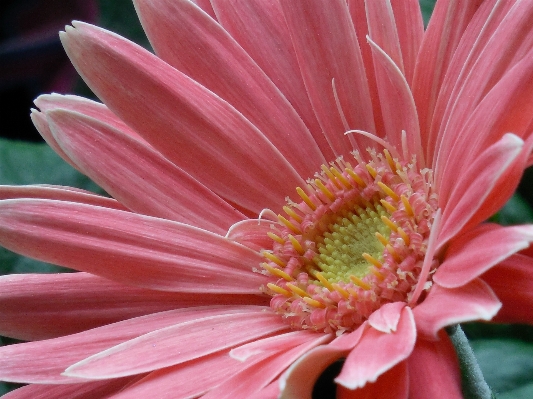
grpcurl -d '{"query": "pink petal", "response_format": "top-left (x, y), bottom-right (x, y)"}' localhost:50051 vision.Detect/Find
top-left (1, 377), bottom-right (137, 399)
top-left (110, 351), bottom-right (251, 399)
top-left (336, 361), bottom-right (408, 399)
top-left (434, 224), bottom-right (533, 288)
top-left (482, 254), bottom-right (533, 324)
top-left (190, 0), bottom-right (217, 20)
top-left (279, 0), bottom-right (376, 156)
top-left (34, 93), bottom-right (145, 143)
top-left (389, 0), bottom-right (424, 85)
top-left (64, 310), bottom-right (287, 379)
top-left (230, 330), bottom-right (331, 362)
top-left (412, 0), bottom-right (485, 161)
top-left (255, 380), bottom-right (281, 399)
top-left (436, 40), bottom-right (533, 199)
top-left (0, 199), bottom-right (267, 293)
top-left (226, 219), bottom-right (274, 251)
top-left (335, 306), bottom-right (416, 389)
top-left (413, 279), bottom-right (501, 340)
top-left (367, 37), bottom-right (423, 164)
top-left (0, 306), bottom-right (256, 383)
top-left (202, 333), bottom-right (330, 399)
top-left (0, 185), bottom-right (124, 210)
top-left (30, 110), bottom-right (81, 172)
top-left (365, 0), bottom-right (405, 75)
top-left (437, 133), bottom-right (523, 247)
top-left (46, 108), bottom-right (244, 233)
top-left (347, 0), bottom-right (385, 136)
top-left (368, 302), bottom-right (406, 333)
top-left (279, 322), bottom-right (369, 398)
top-left (426, 0), bottom-right (511, 165)
top-left (60, 21), bottom-right (304, 213)
top-left (432, 1), bottom-right (533, 170)
top-left (0, 272), bottom-right (267, 341)
top-left (211, 0), bottom-right (332, 159)
top-left (408, 332), bottom-right (463, 399)
top-left (133, 0), bottom-right (326, 177)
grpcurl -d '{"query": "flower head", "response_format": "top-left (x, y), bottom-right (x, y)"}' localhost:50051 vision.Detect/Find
top-left (2, 0), bottom-right (533, 398)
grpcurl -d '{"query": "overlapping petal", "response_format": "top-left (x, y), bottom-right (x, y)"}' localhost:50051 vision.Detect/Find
top-left (0, 306), bottom-right (259, 383)
top-left (335, 306), bottom-right (416, 389)
top-left (413, 279), bottom-right (501, 339)
top-left (60, 21), bottom-right (304, 212)
top-left (0, 199), bottom-right (267, 293)
top-left (133, 0), bottom-right (326, 176)
top-left (0, 272), bottom-right (267, 341)
top-left (45, 108), bottom-right (244, 233)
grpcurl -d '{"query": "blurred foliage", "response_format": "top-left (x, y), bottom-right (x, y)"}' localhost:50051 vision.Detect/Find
top-left (0, 137), bottom-right (102, 275)
top-left (420, 0), bottom-right (437, 25)
top-left (470, 339), bottom-right (533, 398)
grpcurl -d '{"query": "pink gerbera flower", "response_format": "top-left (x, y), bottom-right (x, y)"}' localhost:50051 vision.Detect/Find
top-left (2, 0), bottom-right (533, 397)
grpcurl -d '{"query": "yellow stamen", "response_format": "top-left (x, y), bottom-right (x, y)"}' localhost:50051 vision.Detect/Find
top-left (332, 283), bottom-right (350, 299)
top-left (267, 283), bottom-right (291, 297)
top-left (386, 244), bottom-right (402, 263)
top-left (315, 179), bottom-right (336, 202)
top-left (375, 232), bottom-right (389, 246)
top-left (322, 164), bottom-right (341, 189)
top-left (262, 263), bottom-right (293, 281)
top-left (384, 149), bottom-right (396, 171)
top-left (346, 286), bottom-right (359, 298)
top-left (296, 186), bottom-right (317, 211)
top-left (267, 232), bottom-right (285, 245)
top-left (263, 251), bottom-right (286, 267)
top-left (283, 206), bottom-right (303, 223)
top-left (362, 252), bottom-right (383, 268)
top-left (288, 234), bottom-right (305, 255)
top-left (401, 195), bottom-right (414, 217)
top-left (380, 199), bottom-right (397, 213)
top-left (286, 283), bottom-right (310, 297)
top-left (314, 272), bottom-right (335, 291)
top-left (345, 167), bottom-right (366, 187)
top-left (350, 275), bottom-right (372, 290)
top-left (381, 215), bottom-right (399, 232)
top-left (330, 167), bottom-right (352, 188)
top-left (371, 268), bottom-right (385, 281)
top-left (377, 182), bottom-right (400, 202)
top-left (278, 214), bottom-right (301, 234)
top-left (303, 296), bottom-right (326, 308)
top-left (366, 164), bottom-right (378, 178)
top-left (397, 227), bottom-right (410, 246)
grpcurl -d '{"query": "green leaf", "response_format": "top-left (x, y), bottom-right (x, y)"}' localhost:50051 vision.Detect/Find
top-left (470, 339), bottom-right (533, 397)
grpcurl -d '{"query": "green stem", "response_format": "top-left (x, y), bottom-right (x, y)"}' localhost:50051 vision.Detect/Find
top-left (446, 325), bottom-right (496, 399)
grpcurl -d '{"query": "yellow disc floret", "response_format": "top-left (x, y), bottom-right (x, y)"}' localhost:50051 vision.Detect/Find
top-left (261, 149), bottom-right (438, 333)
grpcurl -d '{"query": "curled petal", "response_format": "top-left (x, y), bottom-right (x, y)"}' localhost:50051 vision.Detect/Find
top-left (335, 307), bottom-right (416, 389)
top-left (434, 224), bottom-right (533, 288)
top-left (414, 279), bottom-right (501, 340)
top-left (438, 133), bottom-right (523, 247)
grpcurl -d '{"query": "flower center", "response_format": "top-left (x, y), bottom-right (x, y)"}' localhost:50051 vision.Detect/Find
top-left (261, 149), bottom-right (438, 334)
